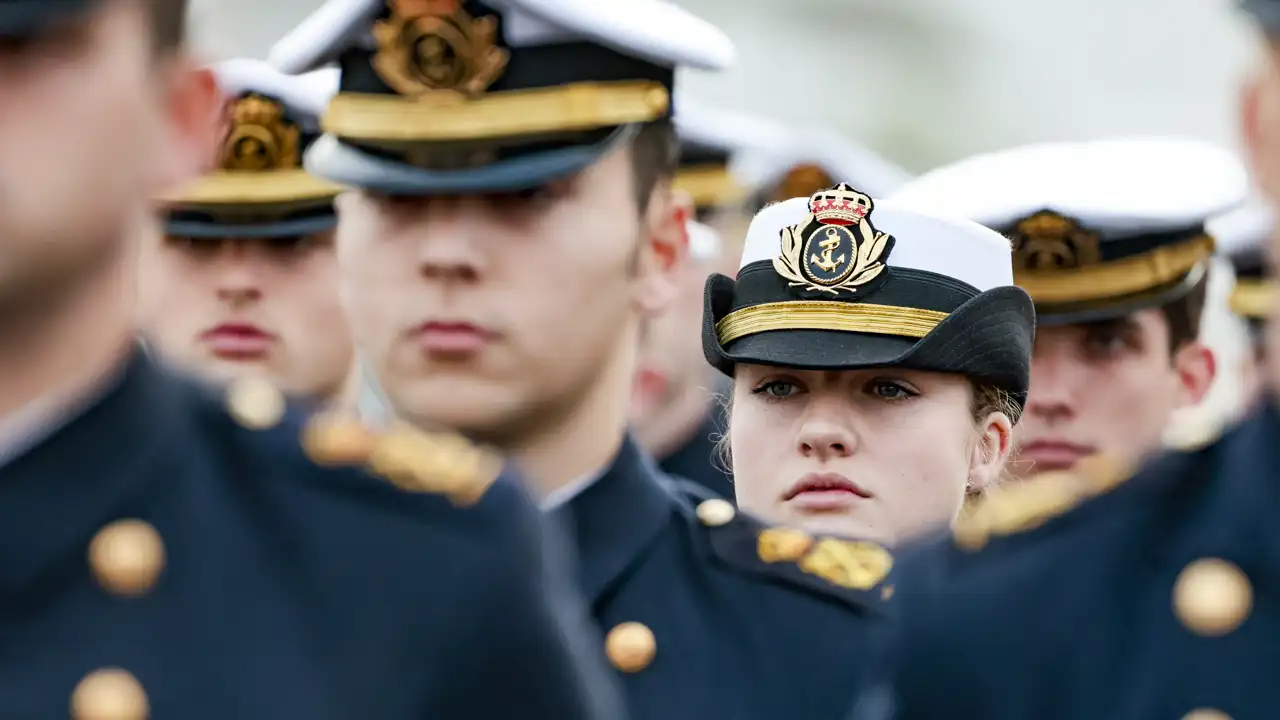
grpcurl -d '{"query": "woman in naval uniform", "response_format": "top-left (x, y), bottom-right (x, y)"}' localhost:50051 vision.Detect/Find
top-left (702, 182), bottom-right (1034, 545)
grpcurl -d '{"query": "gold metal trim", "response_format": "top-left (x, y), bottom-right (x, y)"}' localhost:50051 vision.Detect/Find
top-left (716, 300), bottom-right (948, 345)
top-left (322, 81), bottom-right (670, 142)
top-left (1230, 278), bottom-right (1273, 319)
top-left (1015, 234), bottom-right (1214, 305)
top-left (160, 170), bottom-right (344, 207)
top-left (675, 164), bottom-right (746, 209)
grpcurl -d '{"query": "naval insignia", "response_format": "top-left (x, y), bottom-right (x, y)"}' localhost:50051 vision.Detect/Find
top-left (372, 0), bottom-right (509, 99)
top-left (773, 183), bottom-right (894, 296)
top-left (220, 94), bottom-right (300, 172)
top-left (1008, 210), bottom-right (1101, 271)
top-left (797, 538), bottom-right (893, 590)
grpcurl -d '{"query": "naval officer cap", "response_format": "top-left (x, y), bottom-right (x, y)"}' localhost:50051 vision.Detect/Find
top-left (1243, 0), bottom-right (1280, 33)
top-left (674, 101), bottom-right (784, 217)
top-left (160, 59), bottom-right (344, 239)
top-left (267, 0), bottom-right (734, 195)
top-left (1209, 200), bottom-right (1275, 325)
top-left (890, 138), bottom-right (1249, 325)
top-left (736, 129), bottom-right (913, 214)
top-left (703, 183), bottom-right (1035, 410)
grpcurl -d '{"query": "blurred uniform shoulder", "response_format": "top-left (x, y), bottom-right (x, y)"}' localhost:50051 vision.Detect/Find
top-left (194, 375), bottom-right (537, 536)
top-left (921, 445), bottom-right (1221, 583)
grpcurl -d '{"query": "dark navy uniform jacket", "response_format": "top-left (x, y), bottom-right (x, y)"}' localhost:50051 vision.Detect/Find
top-left (852, 401), bottom-right (1280, 720)
top-left (554, 436), bottom-right (895, 720)
top-left (0, 351), bottom-right (622, 719)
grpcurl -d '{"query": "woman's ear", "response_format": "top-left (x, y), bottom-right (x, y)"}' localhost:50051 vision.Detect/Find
top-left (968, 411), bottom-right (1013, 493)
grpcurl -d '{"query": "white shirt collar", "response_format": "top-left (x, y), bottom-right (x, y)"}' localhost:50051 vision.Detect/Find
top-left (540, 467), bottom-right (605, 512)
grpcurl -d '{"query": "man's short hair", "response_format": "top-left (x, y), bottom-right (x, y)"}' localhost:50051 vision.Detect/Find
top-left (1159, 274), bottom-right (1209, 351)
top-left (149, 0), bottom-right (189, 52)
top-left (630, 119), bottom-right (680, 213)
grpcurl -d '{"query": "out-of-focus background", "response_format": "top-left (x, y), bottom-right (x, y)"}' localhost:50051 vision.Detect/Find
top-left (192, 0), bottom-right (1264, 435)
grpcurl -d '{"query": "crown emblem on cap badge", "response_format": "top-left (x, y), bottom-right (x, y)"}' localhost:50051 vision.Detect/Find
top-left (219, 94), bottom-right (300, 172)
top-left (773, 183), bottom-right (895, 296)
top-left (372, 0), bottom-right (509, 99)
top-left (1008, 210), bottom-right (1101, 272)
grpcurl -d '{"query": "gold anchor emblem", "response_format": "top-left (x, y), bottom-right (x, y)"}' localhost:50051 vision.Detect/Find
top-left (811, 227), bottom-right (847, 273)
top-left (774, 183), bottom-right (895, 296)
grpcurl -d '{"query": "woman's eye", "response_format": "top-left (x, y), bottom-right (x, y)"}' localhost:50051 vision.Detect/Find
top-left (868, 380), bottom-right (915, 400)
top-left (753, 380), bottom-right (799, 399)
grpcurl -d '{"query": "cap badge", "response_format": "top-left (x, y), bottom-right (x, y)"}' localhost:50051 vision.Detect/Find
top-left (373, 0), bottom-right (509, 99)
top-left (220, 95), bottom-right (300, 172)
top-left (1009, 210), bottom-right (1101, 271)
top-left (769, 163), bottom-right (835, 205)
top-left (774, 183), bottom-right (895, 296)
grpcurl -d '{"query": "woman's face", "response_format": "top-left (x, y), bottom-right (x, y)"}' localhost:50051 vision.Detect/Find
top-left (729, 364), bottom-right (1010, 545)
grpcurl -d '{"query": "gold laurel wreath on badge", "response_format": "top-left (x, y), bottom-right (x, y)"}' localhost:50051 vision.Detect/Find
top-left (774, 183), bottom-right (894, 296)
top-left (372, 0), bottom-right (509, 99)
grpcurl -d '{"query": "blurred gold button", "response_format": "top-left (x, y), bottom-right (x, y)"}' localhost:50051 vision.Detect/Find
top-left (226, 376), bottom-right (285, 430)
top-left (696, 499), bottom-right (735, 527)
top-left (301, 414), bottom-right (380, 466)
top-left (1182, 709), bottom-right (1232, 720)
top-left (1173, 558), bottom-right (1252, 636)
top-left (605, 622), bottom-right (656, 673)
top-left (72, 668), bottom-right (148, 720)
top-left (89, 520), bottom-right (165, 597)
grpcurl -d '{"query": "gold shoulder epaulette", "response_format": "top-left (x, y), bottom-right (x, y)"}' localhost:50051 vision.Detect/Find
top-left (694, 500), bottom-right (894, 597)
top-left (755, 525), bottom-right (893, 592)
top-left (301, 413), bottom-right (502, 507)
top-left (953, 455), bottom-right (1135, 551)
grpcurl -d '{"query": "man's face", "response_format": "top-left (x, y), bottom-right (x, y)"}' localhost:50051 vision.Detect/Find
top-left (137, 232), bottom-right (354, 400)
top-left (0, 1), bottom-right (214, 303)
top-left (1014, 310), bottom-right (1213, 477)
top-left (336, 143), bottom-right (683, 444)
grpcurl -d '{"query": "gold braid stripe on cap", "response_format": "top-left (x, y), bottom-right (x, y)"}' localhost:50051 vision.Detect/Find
top-left (675, 164), bottom-right (747, 209)
top-left (1230, 278), bottom-right (1274, 319)
top-left (716, 301), bottom-right (949, 345)
top-left (160, 170), bottom-right (344, 207)
top-left (1016, 234), bottom-right (1214, 305)
top-left (322, 81), bottom-right (670, 142)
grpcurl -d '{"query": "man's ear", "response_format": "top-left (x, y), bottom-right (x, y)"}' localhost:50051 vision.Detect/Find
top-left (1172, 341), bottom-right (1216, 407)
top-left (154, 62), bottom-right (224, 191)
top-left (633, 182), bottom-right (691, 317)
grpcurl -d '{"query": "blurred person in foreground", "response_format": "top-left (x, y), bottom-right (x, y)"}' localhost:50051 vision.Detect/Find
top-left (891, 139), bottom-right (1239, 481)
top-left (847, 7), bottom-right (1280, 718)
top-left (0, 1), bottom-right (621, 717)
top-left (140, 59), bottom-right (355, 406)
top-left (271, 0), bottom-right (904, 716)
